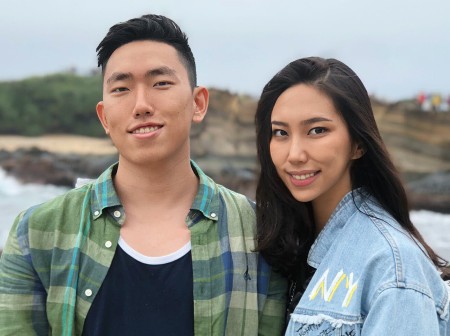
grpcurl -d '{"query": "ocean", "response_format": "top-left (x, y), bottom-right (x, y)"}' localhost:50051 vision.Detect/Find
top-left (1, 168), bottom-right (449, 261)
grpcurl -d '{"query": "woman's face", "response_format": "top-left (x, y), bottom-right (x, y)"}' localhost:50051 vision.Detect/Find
top-left (270, 84), bottom-right (362, 217)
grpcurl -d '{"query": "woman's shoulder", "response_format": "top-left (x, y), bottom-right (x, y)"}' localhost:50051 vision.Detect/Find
top-left (343, 200), bottom-right (446, 300)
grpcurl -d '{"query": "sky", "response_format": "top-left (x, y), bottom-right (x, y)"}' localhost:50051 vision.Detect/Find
top-left (1, 0), bottom-right (449, 101)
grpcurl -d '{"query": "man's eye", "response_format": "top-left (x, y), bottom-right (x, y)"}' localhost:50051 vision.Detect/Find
top-left (308, 127), bottom-right (327, 135)
top-left (111, 87), bottom-right (128, 93)
top-left (154, 81), bottom-right (172, 87)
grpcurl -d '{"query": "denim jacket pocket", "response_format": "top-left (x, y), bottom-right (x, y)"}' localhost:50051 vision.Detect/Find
top-left (286, 312), bottom-right (363, 336)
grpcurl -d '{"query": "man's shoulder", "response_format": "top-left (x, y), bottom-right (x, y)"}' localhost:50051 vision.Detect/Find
top-left (213, 184), bottom-right (256, 240)
top-left (191, 160), bottom-right (255, 211)
top-left (215, 183), bottom-right (256, 212)
top-left (21, 183), bottom-right (92, 229)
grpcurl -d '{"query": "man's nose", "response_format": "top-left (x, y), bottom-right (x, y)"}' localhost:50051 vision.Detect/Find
top-left (133, 88), bottom-right (154, 118)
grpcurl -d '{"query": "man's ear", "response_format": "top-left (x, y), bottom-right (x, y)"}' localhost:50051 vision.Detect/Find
top-left (192, 86), bottom-right (209, 124)
top-left (96, 101), bottom-right (110, 134)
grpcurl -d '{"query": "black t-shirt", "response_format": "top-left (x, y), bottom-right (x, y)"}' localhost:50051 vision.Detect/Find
top-left (82, 238), bottom-right (194, 336)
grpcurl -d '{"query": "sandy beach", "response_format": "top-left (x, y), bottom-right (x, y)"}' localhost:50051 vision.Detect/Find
top-left (1, 134), bottom-right (449, 174)
top-left (0, 135), bottom-right (117, 155)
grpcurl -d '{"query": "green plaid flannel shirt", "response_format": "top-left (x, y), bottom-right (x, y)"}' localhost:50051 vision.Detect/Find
top-left (0, 161), bottom-right (287, 335)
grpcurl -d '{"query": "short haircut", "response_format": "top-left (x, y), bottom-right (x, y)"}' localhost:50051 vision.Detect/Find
top-left (96, 14), bottom-right (197, 88)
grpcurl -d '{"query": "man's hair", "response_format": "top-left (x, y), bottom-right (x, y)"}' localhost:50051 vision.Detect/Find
top-left (96, 14), bottom-right (197, 88)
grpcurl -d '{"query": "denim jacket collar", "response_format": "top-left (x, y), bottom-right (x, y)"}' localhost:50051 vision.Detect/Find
top-left (308, 189), bottom-right (368, 268)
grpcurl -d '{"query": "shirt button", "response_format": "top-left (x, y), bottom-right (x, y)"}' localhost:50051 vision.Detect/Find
top-left (113, 210), bottom-right (121, 218)
top-left (210, 212), bottom-right (217, 218)
top-left (94, 211), bottom-right (100, 216)
top-left (85, 289), bottom-right (93, 297)
top-left (105, 241), bottom-right (112, 248)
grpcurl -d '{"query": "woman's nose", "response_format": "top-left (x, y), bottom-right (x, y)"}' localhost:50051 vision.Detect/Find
top-left (287, 138), bottom-right (308, 164)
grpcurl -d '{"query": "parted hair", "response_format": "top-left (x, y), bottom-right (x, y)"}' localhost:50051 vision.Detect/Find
top-left (254, 57), bottom-right (448, 278)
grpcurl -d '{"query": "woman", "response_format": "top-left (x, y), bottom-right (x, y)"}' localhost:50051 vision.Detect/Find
top-left (255, 57), bottom-right (450, 335)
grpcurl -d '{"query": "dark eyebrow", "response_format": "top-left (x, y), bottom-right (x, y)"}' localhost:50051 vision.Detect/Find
top-left (271, 117), bottom-right (333, 127)
top-left (106, 66), bottom-right (177, 85)
top-left (300, 117), bottom-right (333, 126)
top-left (106, 72), bottom-right (132, 85)
top-left (271, 120), bottom-right (288, 127)
top-left (146, 66), bottom-right (177, 78)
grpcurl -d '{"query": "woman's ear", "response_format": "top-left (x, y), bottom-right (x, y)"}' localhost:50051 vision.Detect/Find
top-left (352, 143), bottom-right (365, 160)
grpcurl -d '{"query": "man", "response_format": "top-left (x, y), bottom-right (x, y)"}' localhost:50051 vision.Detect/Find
top-left (0, 14), bottom-right (286, 335)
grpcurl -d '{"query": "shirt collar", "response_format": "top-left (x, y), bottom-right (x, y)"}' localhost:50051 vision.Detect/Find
top-left (188, 160), bottom-right (220, 221)
top-left (90, 163), bottom-right (121, 220)
top-left (90, 160), bottom-right (220, 222)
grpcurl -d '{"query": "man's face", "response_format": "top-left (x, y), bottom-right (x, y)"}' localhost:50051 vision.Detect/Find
top-left (96, 40), bottom-right (207, 167)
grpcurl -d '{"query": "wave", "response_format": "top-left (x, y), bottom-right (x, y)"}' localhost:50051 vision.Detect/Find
top-left (0, 169), bottom-right (449, 260)
top-left (0, 168), bottom-right (68, 247)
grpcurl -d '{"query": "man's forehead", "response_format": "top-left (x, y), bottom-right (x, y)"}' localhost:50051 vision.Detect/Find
top-left (103, 41), bottom-right (186, 79)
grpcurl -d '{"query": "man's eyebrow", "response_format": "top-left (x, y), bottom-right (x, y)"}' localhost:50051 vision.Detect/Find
top-left (106, 72), bottom-right (132, 85)
top-left (145, 66), bottom-right (177, 78)
top-left (106, 66), bottom-right (177, 85)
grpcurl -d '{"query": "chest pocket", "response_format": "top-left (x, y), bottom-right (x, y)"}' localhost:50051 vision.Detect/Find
top-left (286, 316), bottom-right (362, 336)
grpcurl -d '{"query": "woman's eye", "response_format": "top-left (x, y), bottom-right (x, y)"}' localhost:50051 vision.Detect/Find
top-left (308, 127), bottom-right (327, 135)
top-left (272, 129), bottom-right (288, 137)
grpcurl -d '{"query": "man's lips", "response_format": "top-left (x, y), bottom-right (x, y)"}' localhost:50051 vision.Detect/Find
top-left (131, 125), bottom-right (161, 134)
top-left (128, 123), bottom-right (163, 134)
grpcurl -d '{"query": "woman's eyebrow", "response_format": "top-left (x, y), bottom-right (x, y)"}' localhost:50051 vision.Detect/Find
top-left (271, 117), bottom-right (333, 127)
top-left (300, 117), bottom-right (333, 126)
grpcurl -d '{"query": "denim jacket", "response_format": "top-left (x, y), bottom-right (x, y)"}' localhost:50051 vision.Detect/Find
top-left (286, 189), bottom-right (450, 335)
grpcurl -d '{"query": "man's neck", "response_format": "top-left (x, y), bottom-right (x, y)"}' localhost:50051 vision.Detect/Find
top-left (113, 157), bottom-right (199, 208)
top-left (114, 157), bottom-right (198, 256)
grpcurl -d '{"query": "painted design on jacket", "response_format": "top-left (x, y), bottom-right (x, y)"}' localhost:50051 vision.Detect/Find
top-left (308, 269), bottom-right (358, 307)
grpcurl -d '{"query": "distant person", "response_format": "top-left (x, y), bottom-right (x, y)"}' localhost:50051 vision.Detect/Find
top-left (431, 93), bottom-right (443, 112)
top-left (423, 92), bottom-right (433, 112)
top-left (417, 91), bottom-right (426, 110)
top-left (0, 14), bottom-right (286, 335)
top-left (254, 57), bottom-right (450, 334)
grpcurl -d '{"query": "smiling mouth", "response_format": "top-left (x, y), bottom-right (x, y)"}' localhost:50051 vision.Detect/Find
top-left (291, 172), bottom-right (318, 180)
top-left (131, 126), bottom-right (161, 134)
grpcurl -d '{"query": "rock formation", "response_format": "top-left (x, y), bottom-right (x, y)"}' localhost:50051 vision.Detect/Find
top-left (1, 90), bottom-right (450, 212)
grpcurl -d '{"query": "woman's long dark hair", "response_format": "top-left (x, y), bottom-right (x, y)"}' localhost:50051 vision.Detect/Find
top-left (255, 57), bottom-right (448, 278)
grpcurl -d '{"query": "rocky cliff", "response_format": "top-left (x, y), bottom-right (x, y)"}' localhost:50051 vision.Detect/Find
top-left (1, 90), bottom-right (450, 212)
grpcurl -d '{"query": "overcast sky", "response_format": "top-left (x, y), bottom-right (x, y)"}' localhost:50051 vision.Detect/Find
top-left (1, 0), bottom-right (449, 101)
